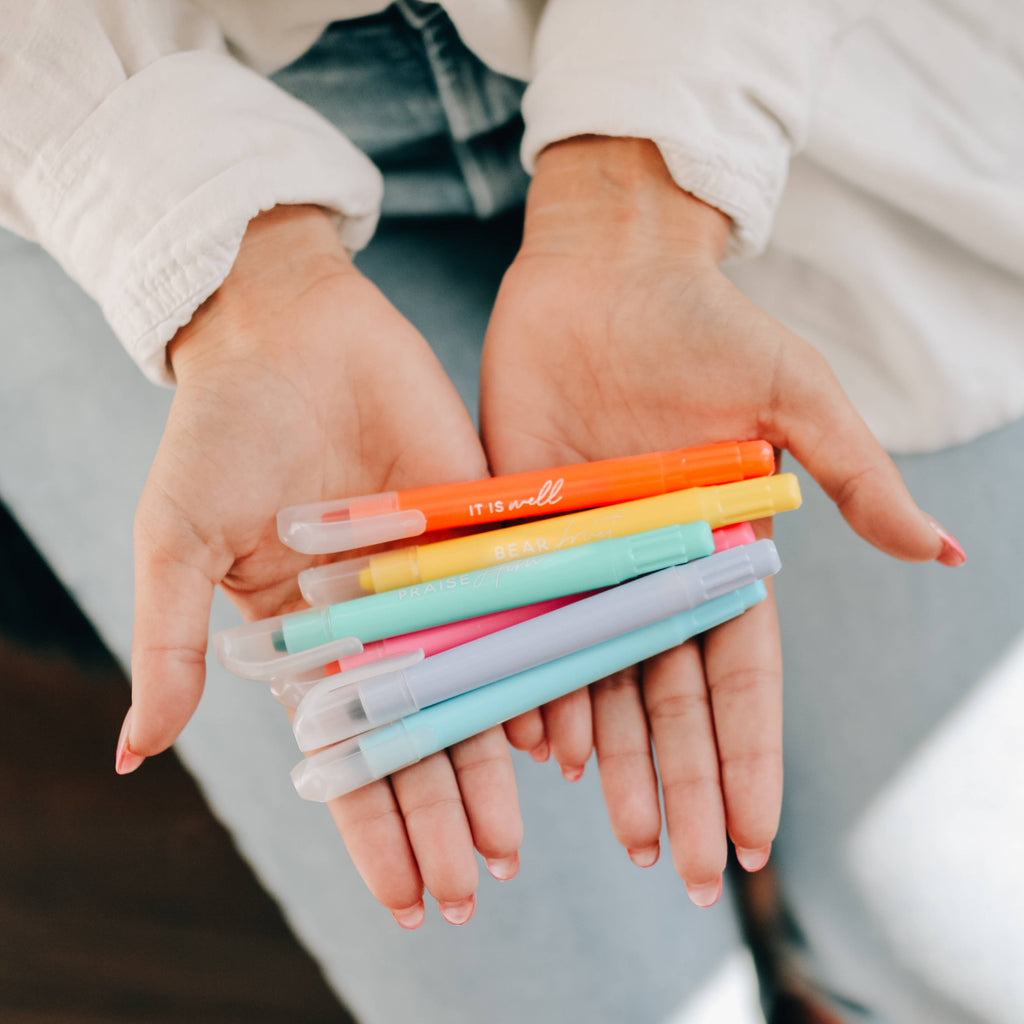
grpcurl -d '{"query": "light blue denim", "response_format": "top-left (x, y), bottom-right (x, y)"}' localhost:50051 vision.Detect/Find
top-left (271, 0), bottom-right (529, 222)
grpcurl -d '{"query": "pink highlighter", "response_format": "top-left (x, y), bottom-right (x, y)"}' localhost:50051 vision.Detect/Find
top-left (270, 521), bottom-right (757, 707)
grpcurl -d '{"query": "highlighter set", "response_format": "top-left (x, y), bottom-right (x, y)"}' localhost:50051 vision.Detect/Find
top-left (212, 441), bottom-right (801, 803)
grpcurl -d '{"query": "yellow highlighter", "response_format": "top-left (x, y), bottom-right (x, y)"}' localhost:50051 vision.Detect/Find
top-left (297, 474), bottom-right (801, 605)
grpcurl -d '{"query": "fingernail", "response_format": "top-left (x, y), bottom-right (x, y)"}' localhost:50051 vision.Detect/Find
top-left (560, 763), bottom-right (584, 782)
top-left (438, 896), bottom-right (476, 925)
top-left (927, 519), bottom-right (966, 567)
top-left (485, 853), bottom-right (520, 880)
top-left (391, 902), bottom-right (425, 930)
top-left (115, 707), bottom-right (146, 776)
top-left (529, 739), bottom-right (550, 763)
top-left (628, 844), bottom-right (660, 868)
top-left (735, 844), bottom-right (772, 872)
top-left (686, 877), bottom-right (723, 908)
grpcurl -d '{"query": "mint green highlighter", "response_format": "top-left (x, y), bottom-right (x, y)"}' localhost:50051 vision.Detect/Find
top-left (291, 581), bottom-right (767, 801)
top-left (214, 523), bottom-right (714, 678)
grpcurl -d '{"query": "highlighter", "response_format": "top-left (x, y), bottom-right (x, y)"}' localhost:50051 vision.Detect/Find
top-left (214, 522), bottom-right (715, 678)
top-left (299, 473), bottom-right (800, 603)
top-left (277, 440), bottom-right (773, 554)
top-left (292, 540), bottom-right (780, 750)
top-left (291, 581), bottom-right (768, 801)
top-left (268, 522), bottom-right (757, 707)
top-left (270, 595), bottom-right (581, 708)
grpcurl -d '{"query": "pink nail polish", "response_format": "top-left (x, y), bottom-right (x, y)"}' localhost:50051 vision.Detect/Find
top-left (735, 844), bottom-right (772, 872)
top-left (485, 853), bottom-right (520, 880)
top-left (628, 845), bottom-right (659, 868)
top-left (438, 896), bottom-right (476, 925)
top-left (115, 708), bottom-right (146, 776)
top-left (928, 519), bottom-right (966, 567)
top-left (686, 877), bottom-right (723, 908)
top-left (560, 764), bottom-right (584, 782)
top-left (391, 903), bottom-right (425, 930)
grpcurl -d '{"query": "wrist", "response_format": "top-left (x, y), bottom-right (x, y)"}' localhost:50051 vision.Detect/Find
top-left (169, 204), bottom-right (355, 379)
top-left (523, 137), bottom-right (730, 265)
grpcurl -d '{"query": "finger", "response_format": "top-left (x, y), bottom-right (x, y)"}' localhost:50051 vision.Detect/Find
top-left (503, 709), bottom-right (549, 762)
top-left (327, 780), bottom-right (426, 929)
top-left (769, 335), bottom-right (963, 565)
top-left (592, 666), bottom-right (662, 868)
top-left (541, 689), bottom-right (593, 781)
top-left (449, 726), bottom-right (523, 880)
top-left (127, 495), bottom-right (229, 765)
top-left (702, 570), bottom-right (782, 873)
top-left (643, 640), bottom-right (727, 907)
top-left (391, 752), bottom-right (480, 925)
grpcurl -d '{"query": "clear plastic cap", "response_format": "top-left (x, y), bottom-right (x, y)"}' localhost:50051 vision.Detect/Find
top-left (271, 669), bottom-right (336, 709)
top-left (213, 620), bottom-right (362, 682)
top-left (291, 727), bottom-right (422, 801)
top-left (298, 544), bottom-right (423, 605)
top-left (278, 492), bottom-right (427, 554)
top-left (291, 737), bottom-right (380, 801)
top-left (266, 639), bottom-right (375, 707)
top-left (292, 651), bottom-right (423, 751)
top-left (297, 556), bottom-right (375, 606)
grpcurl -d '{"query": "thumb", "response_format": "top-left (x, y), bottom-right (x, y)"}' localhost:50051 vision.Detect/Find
top-left (771, 341), bottom-right (965, 567)
top-left (118, 503), bottom-right (224, 773)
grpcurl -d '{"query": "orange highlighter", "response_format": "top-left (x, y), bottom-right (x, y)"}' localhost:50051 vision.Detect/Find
top-left (277, 440), bottom-right (774, 554)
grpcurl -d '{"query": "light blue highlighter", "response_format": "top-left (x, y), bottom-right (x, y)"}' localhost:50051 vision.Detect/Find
top-left (291, 581), bottom-right (768, 802)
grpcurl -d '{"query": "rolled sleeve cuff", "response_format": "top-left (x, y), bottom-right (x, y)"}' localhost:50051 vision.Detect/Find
top-left (521, 66), bottom-right (789, 263)
top-left (20, 50), bottom-right (383, 385)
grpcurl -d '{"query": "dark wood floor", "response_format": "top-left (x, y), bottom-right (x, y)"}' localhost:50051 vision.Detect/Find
top-left (0, 503), bottom-right (354, 1023)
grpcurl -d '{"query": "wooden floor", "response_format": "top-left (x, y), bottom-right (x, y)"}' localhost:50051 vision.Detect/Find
top-left (0, 504), bottom-right (354, 1024)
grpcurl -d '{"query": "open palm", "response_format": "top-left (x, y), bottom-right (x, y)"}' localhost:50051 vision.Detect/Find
top-left (127, 206), bottom-right (521, 928)
top-left (481, 138), bottom-right (955, 905)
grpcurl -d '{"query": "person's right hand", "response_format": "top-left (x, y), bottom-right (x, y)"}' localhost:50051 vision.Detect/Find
top-left (122, 205), bottom-right (521, 928)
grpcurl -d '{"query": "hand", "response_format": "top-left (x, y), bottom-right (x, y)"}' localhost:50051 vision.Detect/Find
top-left (124, 205), bottom-right (521, 927)
top-left (481, 138), bottom-right (963, 905)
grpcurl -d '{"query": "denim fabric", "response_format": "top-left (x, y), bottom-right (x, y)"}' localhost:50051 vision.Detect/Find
top-left (271, 1), bottom-right (530, 220)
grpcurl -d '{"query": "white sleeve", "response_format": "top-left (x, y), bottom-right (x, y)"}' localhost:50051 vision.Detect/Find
top-left (0, 0), bottom-right (383, 385)
top-left (521, 0), bottom-right (869, 260)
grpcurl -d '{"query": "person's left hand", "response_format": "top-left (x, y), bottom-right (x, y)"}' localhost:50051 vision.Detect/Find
top-left (481, 137), bottom-right (955, 907)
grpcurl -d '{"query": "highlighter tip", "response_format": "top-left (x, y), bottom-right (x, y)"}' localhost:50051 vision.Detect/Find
top-left (271, 629), bottom-right (287, 653)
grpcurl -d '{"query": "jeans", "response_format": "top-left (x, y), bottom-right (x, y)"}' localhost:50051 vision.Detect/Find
top-left (271, 1), bottom-right (529, 221)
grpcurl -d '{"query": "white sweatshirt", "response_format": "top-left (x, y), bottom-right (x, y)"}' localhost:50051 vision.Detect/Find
top-left (1, 0), bottom-right (1021, 451)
